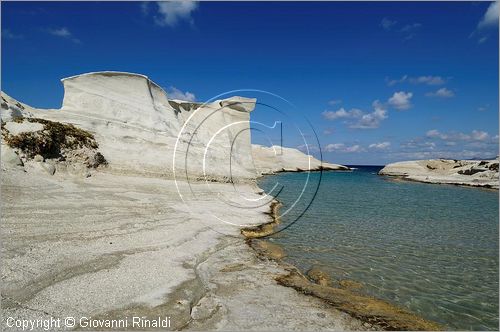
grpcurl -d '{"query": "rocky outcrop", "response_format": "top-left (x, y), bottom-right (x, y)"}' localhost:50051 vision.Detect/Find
top-left (2, 71), bottom-right (347, 180)
top-left (379, 159), bottom-right (499, 189)
top-left (2, 72), bottom-right (258, 180)
top-left (252, 144), bottom-right (350, 174)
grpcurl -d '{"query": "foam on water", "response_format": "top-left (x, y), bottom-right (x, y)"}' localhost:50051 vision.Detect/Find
top-left (259, 167), bottom-right (499, 330)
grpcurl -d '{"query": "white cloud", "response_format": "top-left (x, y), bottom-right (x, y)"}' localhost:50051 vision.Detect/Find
top-left (477, 1), bottom-right (499, 30)
top-left (323, 102), bottom-right (387, 129)
top-left (426, 129), bottom-right (448, 140)
top-left (369, 142), bottom-right (391, 150)
top-left (322, 108), bottom-right (362, 120)
top-left (350, 100), bottom-right (387, 129)
top-left (49, 27), bottom-right (71, 37)
top-left (426, 87), bottom-right (455, 98)
top-left (381, 18), bottom-right (397, 30)
top-left (324, 143), bottom-right (345, 152)
top-left (345, 145), bottom-right (362, 153)
top-left (426, 129), bottom-right (490, 142)
top-left (471, 130), bottom-right (489, 141)
top-left (167, 86), bottom-right (196, 101)
top-left (154, 1), bottom-right (199, 27)
top-left (324, 143), bottom-right (363, 153)
top-left (388, 91), bottom-right (413, 110)
top-left (297, 144), bottom-right (319, 153)
top-left (47, 27), bottom-right (80, 43)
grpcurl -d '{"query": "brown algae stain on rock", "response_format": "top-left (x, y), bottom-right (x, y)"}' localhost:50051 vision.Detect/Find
top-left (339, 279), bottom-right (364, 291)
top-left (306, 266), bottom-right (332, 286)
top-left (241, 200), bottom-right (282, 238)
top-left (219, 263), bottom-right (247, 273)
top-left (249, 239), bottom-right (286, 260)
top-left (276, 269), bottom-right (442, 331)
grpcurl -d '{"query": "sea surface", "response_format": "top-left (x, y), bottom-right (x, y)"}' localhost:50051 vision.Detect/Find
top-left (258, 166), bottom-right (499, 330)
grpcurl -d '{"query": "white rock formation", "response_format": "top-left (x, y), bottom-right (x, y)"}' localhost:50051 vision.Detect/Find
top-left (252, 144), bottom-right (350, 174)
top-left (0, 144), bottom-right (23, 169)
top-left (2, 71), bottom-right (347, 180)
top-left (1, 72), bottom-right (359, 330)
top-left (2, 72), bottom-right (258, 180)
top-left (379, 159), bottom-right (499, 189)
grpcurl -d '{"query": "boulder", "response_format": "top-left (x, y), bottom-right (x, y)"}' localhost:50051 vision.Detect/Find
top-left (1, 144), bottom-right (24, 169)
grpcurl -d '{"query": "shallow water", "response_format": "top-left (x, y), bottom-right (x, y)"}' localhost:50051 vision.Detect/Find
top-left (259, 167), bottom-right (499, 330)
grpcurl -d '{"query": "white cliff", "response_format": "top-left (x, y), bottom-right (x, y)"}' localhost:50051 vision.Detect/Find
top-left (379, 159), bottom-right (499, 189)
top-left (2, 71), bottom-right (347, 180)
top-left (2, 72), bottom-right (257, 180)
top-left (252, 144), bottom-right (350, 174)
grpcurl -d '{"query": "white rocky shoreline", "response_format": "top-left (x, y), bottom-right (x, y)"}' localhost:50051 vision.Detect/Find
top-left (379, 159), bottom-right (499, 189)
top-left (1, 72), bottom-right (440, 331)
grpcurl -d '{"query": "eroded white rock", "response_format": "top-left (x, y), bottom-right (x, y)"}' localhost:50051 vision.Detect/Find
top-left (379, 159), bottom-right (499, 189)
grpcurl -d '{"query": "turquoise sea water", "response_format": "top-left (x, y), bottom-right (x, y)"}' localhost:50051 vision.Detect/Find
top-left (258, 167), bottom-right (499, 330)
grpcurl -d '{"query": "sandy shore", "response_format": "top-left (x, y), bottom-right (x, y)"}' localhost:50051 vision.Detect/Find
top-left (1, 167), bottom-right (365, 331)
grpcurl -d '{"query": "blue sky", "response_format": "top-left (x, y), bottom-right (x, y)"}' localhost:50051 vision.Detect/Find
top-left (2, 1), bottom-right (498, 165)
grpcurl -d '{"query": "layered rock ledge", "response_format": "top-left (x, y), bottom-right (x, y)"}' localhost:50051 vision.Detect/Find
top-left (379, 159), bottom-right (499, 189)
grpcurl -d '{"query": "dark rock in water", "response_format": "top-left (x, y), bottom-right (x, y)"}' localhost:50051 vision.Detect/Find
top-left (276, 269), bottom-right (442, 331)
top-left (249, 239), bottom-right (285, 260)
top-left (339, 279), bottom-right (363, 290)
top-left (306, 267), bottom-right (331, 286)
top-left (489, 163), bottom-right (499, 171)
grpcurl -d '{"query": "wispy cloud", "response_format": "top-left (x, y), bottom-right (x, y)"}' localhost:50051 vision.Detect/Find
top-left (47, 27), bottom-right (81, 43)
top-left (143, 1), bottom-right (199, 27)
top-left (478, 104), bottom-right (490, 112)
top-left (324, 143), bottom-right (364, 153)
top-left (322, 108), bottom-right (362, 121)
top-left (328, 99), bottom-right (342, 106)
top-left (380, 18), bottom-right (397, 31)
top-left (2, 29), bottom-right (23, 39)
top-left (323, 128), bottom-right (334, 135)
top-left (166, 86), bottom-right (196, 101)
top-left (400, 23), bottom-right (421, 33)
top-left (471, 1), bottom-right (498, 43)
top-left (409, 76), bottom-right (446, 85)
top-left (386, 75), bottom-right (446, 86)
top-left (388, 91), bottom-right (413, 110)
top-left (478, 36), bottom-right (489, 44)
top-left (426, 129), bottom-right (491, 142)
top-left (425, 87), bottom-right (455, 98)
top-left (381, 18), bottom-right (422, 40)
top-left (369, 142), bottom-right (391, 150)
top-left (297, 144), bottom-right (319, 153)
top-left (477, 1), bottom-right (499, 30)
